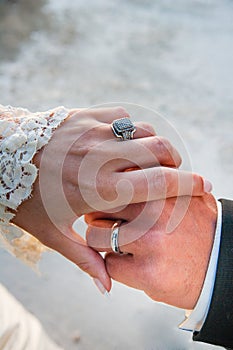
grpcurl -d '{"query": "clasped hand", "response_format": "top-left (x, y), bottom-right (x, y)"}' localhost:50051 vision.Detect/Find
top-left (86, 194), bottom-right (217, 309)
top-left (13, 106), bottom-right (212, 295)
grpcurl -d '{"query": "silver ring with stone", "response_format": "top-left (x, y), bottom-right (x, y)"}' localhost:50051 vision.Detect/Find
top-left (111, 118), bottom-right (136, 141)
top-left (111, 221), bottom-right (123, 254)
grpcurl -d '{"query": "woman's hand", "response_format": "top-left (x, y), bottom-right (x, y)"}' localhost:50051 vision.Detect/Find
top-left (13, 106), bottom-right (211, 292)
top-left (86, 193), bottom-right (217, 307)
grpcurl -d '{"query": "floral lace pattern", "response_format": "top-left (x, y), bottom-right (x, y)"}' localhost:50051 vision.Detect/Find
top-left (0, 105), bottom-right (69, 266)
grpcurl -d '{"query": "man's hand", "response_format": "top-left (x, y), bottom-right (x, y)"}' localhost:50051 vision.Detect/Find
top-left (86, 193), bottom-right (217, 307)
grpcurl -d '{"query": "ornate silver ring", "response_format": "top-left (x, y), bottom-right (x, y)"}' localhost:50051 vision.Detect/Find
top-left (111, 118), bottom-right (136, 141)
top-left (111, 221), bottom-right (123, 254)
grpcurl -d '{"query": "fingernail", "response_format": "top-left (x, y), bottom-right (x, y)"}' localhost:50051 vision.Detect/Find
top-left (204, 179), bottom-right (213, 193)
top-left (93, 278), bottom-right (109, 296)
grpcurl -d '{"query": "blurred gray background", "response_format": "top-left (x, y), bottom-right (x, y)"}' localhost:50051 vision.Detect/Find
top-left (0, 0), bottom-right (232, 349)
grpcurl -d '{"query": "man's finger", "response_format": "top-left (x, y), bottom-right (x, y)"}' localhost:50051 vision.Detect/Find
top-left (86, 219), bottom-right (149, 254)
top-left (105, 252), bottom-right (144, 290)
top-left (86, 220), bottom-right (114, 252)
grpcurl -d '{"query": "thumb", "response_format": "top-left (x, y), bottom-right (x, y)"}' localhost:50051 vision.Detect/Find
top-left (45, 226), bottom-right (112, 293)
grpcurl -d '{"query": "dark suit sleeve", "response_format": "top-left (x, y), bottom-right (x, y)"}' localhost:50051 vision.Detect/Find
top-left (193, 199), bottom-right (233, 349)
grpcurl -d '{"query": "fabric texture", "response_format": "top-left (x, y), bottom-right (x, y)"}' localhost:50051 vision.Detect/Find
top-left (0, 105), bottom-right (69, 266)
top-left (193, 199), bottom-right (233, 349)
top-left (0, 284), bottom-right (62, 350)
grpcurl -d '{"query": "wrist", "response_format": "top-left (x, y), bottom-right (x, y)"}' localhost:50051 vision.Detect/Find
top-left (189, 194), bottom-right (218, 309)
top-left (180, 199), bottom-right (222, 331)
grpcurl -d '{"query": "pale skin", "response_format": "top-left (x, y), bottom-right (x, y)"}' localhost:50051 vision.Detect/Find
top-left (85, 193), bottom-right (217, 308)
top-left (12, 106), bottom-right (211, 291)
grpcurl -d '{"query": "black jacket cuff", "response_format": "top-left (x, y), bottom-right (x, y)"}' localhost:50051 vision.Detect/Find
top-left (193, 199), bottom-right (233, 349)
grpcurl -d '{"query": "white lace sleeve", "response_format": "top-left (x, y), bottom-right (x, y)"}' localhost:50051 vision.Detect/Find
top-left (0, 104), bottom-right (69, 267)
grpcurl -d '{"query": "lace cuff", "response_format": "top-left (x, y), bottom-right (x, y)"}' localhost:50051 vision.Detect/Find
top-left (0, 105), bottom-right (69, 266)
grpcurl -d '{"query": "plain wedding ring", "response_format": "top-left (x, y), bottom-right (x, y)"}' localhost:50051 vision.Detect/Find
top-left (111, 221), bottom-right (123, 254)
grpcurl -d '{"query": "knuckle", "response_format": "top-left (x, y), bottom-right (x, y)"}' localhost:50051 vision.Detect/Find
top-left (96, 174), bottom-right (117, 203)
top-left (156, 136), bottom-right (182, 167)
top-left (164, 169), bottom-right (177, 196)
top-left (137, 122), bottom-right (156, 136)
top-left (156, 136), bottom-right (172, 152)
top-left (149, 138), bottom-right (169, 164)
top-left (114, 106), bottom-right (129, 117)
top-left (154, 136), bottom-right (177, 165)
top-left (78, 142), bottom-right (92, 156)
top-left (77, 260), bottom-right (93, 273)
top-left (72, 126), bottom-right (102, 156)
top-left (151, 169), bottom-right (166, 195)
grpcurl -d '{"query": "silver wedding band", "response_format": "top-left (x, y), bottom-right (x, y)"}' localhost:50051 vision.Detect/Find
top-left (111, 117), bottom-right (136, 141)
top-left (111, 221), bottom-right (123, 254)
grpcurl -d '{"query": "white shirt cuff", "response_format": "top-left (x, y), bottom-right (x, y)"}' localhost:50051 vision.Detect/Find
top-left (179, 199), bottom-right (222, 332)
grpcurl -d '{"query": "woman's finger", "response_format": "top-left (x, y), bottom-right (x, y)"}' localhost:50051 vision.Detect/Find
top-left (115, 168), bottom-right (212, 205)
top-left (112, 136), bottom-right (182, 169)
top-left (132, 121), bottom-right (156, 138)
top-left (90, 106), bottom-right (156, 139)
top-left (93, 168), bottom-right (211, 212)
top-left (44, 226), bottom-right (112, 292)
top-left (98, 121), bottom-right (156, 142)
top-left (87, 133), bottom-right (181, 175)
top-left (84, 202), bottom-right (145, 225)
top-left (92, 106), bottom-right (131, 123)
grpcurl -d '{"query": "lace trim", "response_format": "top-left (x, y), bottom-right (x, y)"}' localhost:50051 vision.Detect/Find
top-left (0, 105), bottom-right (69, 266)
